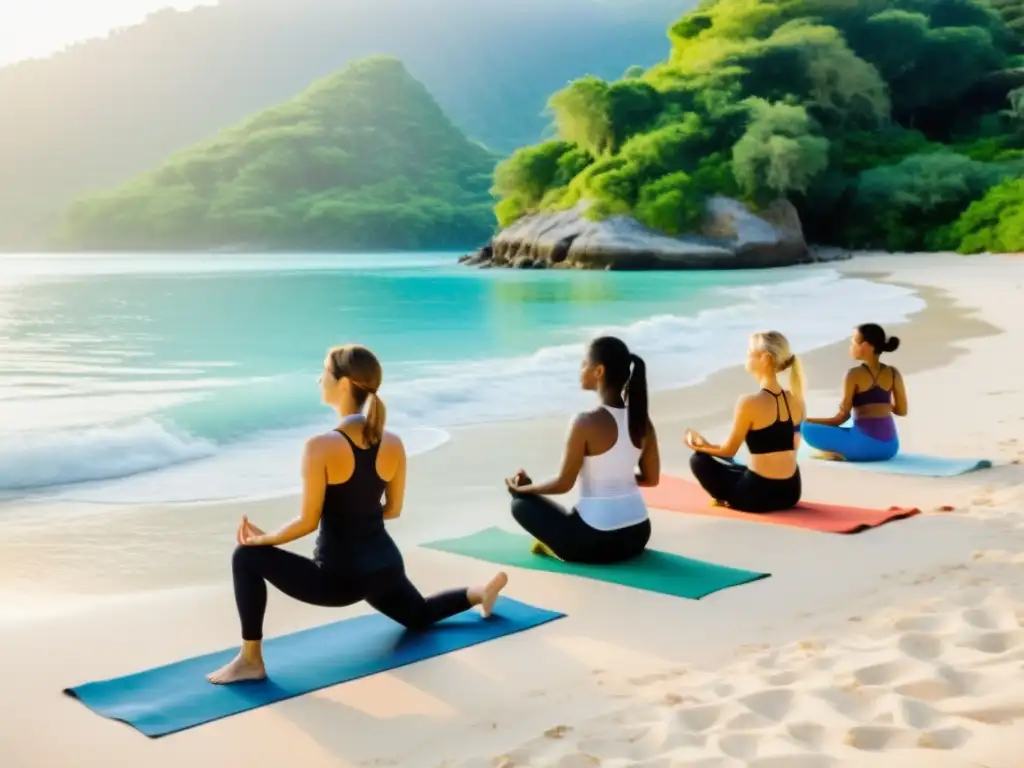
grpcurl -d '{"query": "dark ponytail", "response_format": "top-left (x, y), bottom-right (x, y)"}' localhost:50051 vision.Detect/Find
top-left (857, 323), bottom-right (899, 355)
top-left (587, 336), bottom-right (650, 446)
top-left (625, 353), bottom-right (649, 446)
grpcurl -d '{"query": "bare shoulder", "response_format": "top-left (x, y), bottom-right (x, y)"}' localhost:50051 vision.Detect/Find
top-left (306, 432), bottom-right (337, 454)
top-left (736, 392), bottom-right (759, 410)
top-left (378, 429), bottom-right (406, 457)
top-left (303, 432), bottom-right (340, 466)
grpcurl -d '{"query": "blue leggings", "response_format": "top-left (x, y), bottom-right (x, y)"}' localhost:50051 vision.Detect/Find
top-left (801, 422), bottom-right (899, 462)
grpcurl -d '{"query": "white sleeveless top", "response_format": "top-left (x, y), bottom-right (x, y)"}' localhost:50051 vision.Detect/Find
top-left (575, 405), bottom-right (648, 531)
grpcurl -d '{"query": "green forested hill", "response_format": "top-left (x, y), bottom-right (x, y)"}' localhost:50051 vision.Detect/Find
top-left (494, 0), bottom-right (1024, 253)
top-left (55, 57), bottom-right (499, 251)
top-left (0, 0), bottom-right (684, 248)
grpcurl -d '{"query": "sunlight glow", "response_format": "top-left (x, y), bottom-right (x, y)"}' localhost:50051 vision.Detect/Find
top-left (2, 1), bottom-right (214, 66)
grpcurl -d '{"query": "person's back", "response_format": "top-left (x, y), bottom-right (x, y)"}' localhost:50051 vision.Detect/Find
top-left (684, 330), bottom-right (804, 513)
top-left (504, 335), bottom-right (659, 565)
top-left (803, 324), bottom-right (906, 461)
top-left (848, 363), bottom-right (898, 442)
top-left (743, 386), bottom-right (803, 481)
top-left (313, 417), bottom-right (400, 574)
top-left (576, 404), bottom-right (647, 530)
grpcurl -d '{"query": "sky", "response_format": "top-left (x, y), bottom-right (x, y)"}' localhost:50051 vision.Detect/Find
top-left (1, 1), bottom-right (214, 66)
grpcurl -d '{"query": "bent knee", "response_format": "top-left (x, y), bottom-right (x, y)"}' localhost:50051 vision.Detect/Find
top-left (232, 543), bottom-right (264, 570)
top-left (689, 451), bottom-right (714, 472)
top-left (510, 494), bottom-right (534, 523)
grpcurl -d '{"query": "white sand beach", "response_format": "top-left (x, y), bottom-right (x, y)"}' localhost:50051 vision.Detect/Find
top-left (2, 252), bottom-right (1024, 767)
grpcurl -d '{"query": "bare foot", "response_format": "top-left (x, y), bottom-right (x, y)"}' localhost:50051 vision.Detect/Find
top-left (206, 653), bottom-right (267, 685)
top-left (477, 571), bottom-right (508, 618)
top-left (531, 539), bottom-right (561, 559)
top-left (813, 450), bottom-right (846, 462)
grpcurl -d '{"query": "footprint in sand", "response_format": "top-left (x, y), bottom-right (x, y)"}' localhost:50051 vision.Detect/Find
top-left (716, 732), bottom-right (761, 760)
top-left (844, 725), bottom-right (919, 751)
top-left (738, 688), bottom-right (796, 722)
top-left (766, 670), bottom-right (799, 686)
top-left (893, 696), bottom-right (943, 730)
top-left (962, 607), bottom-right (1016, 630)
top-left (961, 629), bottom-right (1024, 654)
top-left (897, 631), bottom-right (944, 661)
top-left (853, 659), bottom-right (916, 687)
top-left (816, 687), bottom-right (880, 721)
top-left (917, 725), bottom-right (972, 750)
top-left (725, 710), bottom-right (776, 730)
top-left (674, 703), bottom-right (723, 732)
top-left (786, 722), bottom-right (827, 749)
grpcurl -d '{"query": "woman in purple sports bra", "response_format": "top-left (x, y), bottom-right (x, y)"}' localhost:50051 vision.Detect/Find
top-left (802, 323), bottom-right (908, 461)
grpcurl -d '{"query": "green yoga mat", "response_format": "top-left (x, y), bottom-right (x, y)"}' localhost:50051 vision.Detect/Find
top-left (422, 527), bottom-right (769, 599)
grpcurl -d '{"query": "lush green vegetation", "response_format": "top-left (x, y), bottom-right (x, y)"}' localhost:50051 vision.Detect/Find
top-left (0, 0), bottom-right (682, 248)
top-left (55, 58), bottom-right (499, 251)
top-left (494, 0), bottom-right (1024, 253)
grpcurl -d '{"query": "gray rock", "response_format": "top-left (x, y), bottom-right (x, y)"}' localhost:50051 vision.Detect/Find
top-left (477, 197), bottom-right (810, 270)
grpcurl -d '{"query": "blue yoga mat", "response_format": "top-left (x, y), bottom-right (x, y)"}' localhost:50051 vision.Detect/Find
top-left (734, 430), bottom-right (992, 478)
top-left (802, 449), bottom-right (992, 477)
top-left (63, 596), bottom-right (564, 737)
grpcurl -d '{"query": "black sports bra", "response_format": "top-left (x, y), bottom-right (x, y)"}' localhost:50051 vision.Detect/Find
top-left (744, 389), bottom-right (800, 455)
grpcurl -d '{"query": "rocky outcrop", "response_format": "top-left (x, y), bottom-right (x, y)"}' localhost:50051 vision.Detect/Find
top-left (461, 196), bottom-right (819, 270)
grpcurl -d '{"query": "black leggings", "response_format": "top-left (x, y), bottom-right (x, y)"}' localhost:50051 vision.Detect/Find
top-left (689, 452), bottom-right (801, 513)
top-left (232, 545), bottom-right (471, 641)
top-left (510, 492), bottom-right (651, 564)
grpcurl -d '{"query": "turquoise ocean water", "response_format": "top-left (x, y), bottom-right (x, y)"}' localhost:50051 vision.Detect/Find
top-left (0, 252), bottom-right (924, 504)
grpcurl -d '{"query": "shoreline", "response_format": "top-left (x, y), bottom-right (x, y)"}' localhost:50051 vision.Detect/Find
top-left (0, 258), bottom-right (923, 510)
top-left (2, 252), bottom-right (1024, 767)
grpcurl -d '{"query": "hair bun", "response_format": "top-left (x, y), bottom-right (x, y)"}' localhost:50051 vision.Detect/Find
top-left (885, 336), bottom-right (901, 353)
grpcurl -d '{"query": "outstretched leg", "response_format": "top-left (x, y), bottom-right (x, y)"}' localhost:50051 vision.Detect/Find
top-left (367, 570), bottom-right (508, 630)
top-left (208, 545), bottom-right (363, 684)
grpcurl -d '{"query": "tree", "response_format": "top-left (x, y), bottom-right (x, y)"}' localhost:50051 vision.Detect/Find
top-left (731, 99), bottom-right (831, 197)
top-left (546, 76), bottom-right (615, 156)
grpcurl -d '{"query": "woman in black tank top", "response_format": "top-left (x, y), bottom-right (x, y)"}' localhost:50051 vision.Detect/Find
top-left (683, 331), bottom-right (805, 513)
top-left (207, 344), bottom-right (508, 685)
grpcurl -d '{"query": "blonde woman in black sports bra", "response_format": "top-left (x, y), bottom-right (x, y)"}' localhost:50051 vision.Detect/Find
top-left (684, 331), bottom-right (806, 513)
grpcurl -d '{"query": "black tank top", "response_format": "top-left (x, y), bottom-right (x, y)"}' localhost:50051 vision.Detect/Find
top-left (312, 429), bottom-right (402, 573)
top-left (744, 389), bottom-right (799, 455)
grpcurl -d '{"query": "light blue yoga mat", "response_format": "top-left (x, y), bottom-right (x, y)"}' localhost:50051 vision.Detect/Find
top-left (63, 596), bottom-right (564, 737)
top-left (422, 526), bottom-right (769, 599)
top-left (733, 429), bottom-right (992, 478)
top-left (800, 445), bottom-right (992, 477)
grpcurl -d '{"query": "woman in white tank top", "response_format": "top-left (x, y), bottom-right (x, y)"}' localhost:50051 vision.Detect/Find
top-left (505, 336), bottom-right (661, 563)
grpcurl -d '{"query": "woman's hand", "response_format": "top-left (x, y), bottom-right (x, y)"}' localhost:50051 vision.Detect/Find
top-left (684, 429), bottom-right (707, 451)
top-left (505, 469), bottom-right (532, 494)
top-left (237, 515), bottom-right (267, 546)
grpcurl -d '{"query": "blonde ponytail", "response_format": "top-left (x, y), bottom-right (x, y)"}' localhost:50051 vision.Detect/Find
top-left (787, 354), bottom-right (806, 400)
top-left (364, 391), bottom-right (386, 446)
top-left (751, 330), bottom-right (804, 399)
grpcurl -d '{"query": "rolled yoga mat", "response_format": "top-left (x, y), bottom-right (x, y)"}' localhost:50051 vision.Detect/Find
top-left (63, 595), bottom-right (564, 738)
top-left (422, 526), bottom-right (769, 599)
top-left (642, 474), bottom-right (920, 534)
